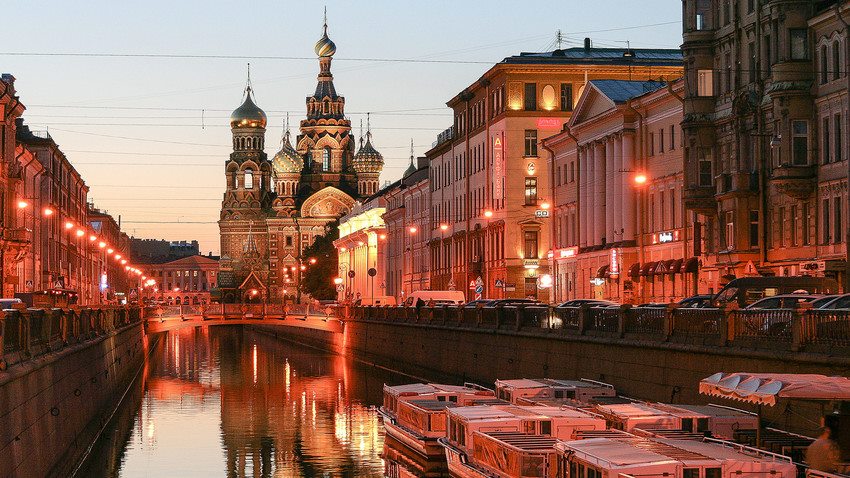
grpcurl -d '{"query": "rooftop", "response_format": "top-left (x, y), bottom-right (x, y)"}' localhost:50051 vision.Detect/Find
top-left (504, 46), bottom-right (682, 67)
top-left (591, 79), bottom-right (667, 104)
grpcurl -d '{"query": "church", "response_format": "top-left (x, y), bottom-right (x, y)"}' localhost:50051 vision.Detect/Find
top-left (218, 17), bottom-right (384, 303)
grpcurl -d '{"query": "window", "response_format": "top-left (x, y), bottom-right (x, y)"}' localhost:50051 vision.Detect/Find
top-left (649, 132), bottom-right (655, 156)
top-left (697, 69), bottom-right (714, 96)
top-left (524, 130), bottom-right (538, 156)
top-left (524, 230), bottom-right (539, 258)
top-left (790, 205), bottom-right (798, 246)
top-left (699, 157), bottom-right (713, 187)
top-left (524, 83), bottom-right (537, 111)
top-left (244, 169), bottom-right (254, 189)
top-left (790, 29), bottom-right (808, 60)
top-left (821, 45), bottom-right (829, 84)
top-left (683, 469), bottom-right (699, 478)
top-left (706, 469), bottom-right (722, 478)
top-left (322, 147), bottom-right (331, 171)
top-left (824, 117), bottom-right (831, 164)
top-left (747, 0), bottom-right (754, 13)
top-left (557, 166), bottom-right (561, 186)
top-left (833, 41), bottom-right (841, 81)
top-left (524, 177), bottom-right (538, 205)
top-left (750, 210), bottom-right (759, 248)
top-left (749, 41), bottom-right (757, 82)
top-left (569, 161), bottom-right (575, 182)
top-left (670, 125), bottom-right (675, 150)
top-left (835, 199), bottom-right (842, 244)
top-left (725, 211), bottom-right (735, 250)
top-left (560, 83), bottom-right (573, 111)
top-left (803, 202), bottom-right (811, 245)
top-left (285, 236), bottom-right (293, 247)
top-left (778, 207), bottom-right (785, 247)
top-left (659, 129), bottom-right (665, 153)
top-left (835, 114), bottom-right (843, 162)
top-left (649, 193), bottom-right (656, 231)
top-left (792, 120), bottom-right (809, 165)
top-left (670, 189), bottom-right (676, 228)
top-left (823, 198), bottom-right (831, 244)
top-left (725, 52), bottom-right (732, 92)
top-left (695, 0), bottom-right (712, 30)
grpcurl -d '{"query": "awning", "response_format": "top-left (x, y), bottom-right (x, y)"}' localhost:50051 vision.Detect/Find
top-left (683, 257), bottom-right (699, 273)
top-left (641, 261), bottom-right (658, 276)
top-left (628, 263), bottom-right (641, 277)
top-left (596, 265), bottom-right (610, 278)
top-left (668, 258), bottom-right (683, 274)
top-left (663, 259), bottom-right (677, 274)
top-left (699, 372), bottom-right (850, 406)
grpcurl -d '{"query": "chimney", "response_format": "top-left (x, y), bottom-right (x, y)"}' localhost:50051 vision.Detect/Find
top-left (584, 37), bottom-right (592, 51)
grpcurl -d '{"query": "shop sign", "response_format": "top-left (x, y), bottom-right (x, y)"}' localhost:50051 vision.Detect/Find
top-left (505, 283), bottom-right (516, 292)
top-left (799, 261), bottom-right (826, 274)
top-left (536, 118), bottom-right (563, 129)
top-left (658, 231), bottom-right (674, 243)
top-left (535, 210), bottom-right (550, 218)
top-left (493, 135), bottom-right (504, 205)
top-left (610, 249), bottom-right (620, 277)
top-left (560, 247), bottom-right (578, 258)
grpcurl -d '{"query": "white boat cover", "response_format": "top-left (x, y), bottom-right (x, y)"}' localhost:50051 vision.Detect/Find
top-left (699, 372), bottom-right (850, 406)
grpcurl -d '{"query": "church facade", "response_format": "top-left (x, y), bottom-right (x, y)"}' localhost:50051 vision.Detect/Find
top-left (218, 19), bottom-right (383, 303)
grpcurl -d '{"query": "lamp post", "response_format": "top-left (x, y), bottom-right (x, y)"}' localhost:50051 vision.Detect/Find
top-left (483, 210), bottom-right (494, 298)
top-left (338, 262), bottom-right (350, 303)
top-left (439, 223), bottom-right (448, 289)
top-left (633, 172), bottom-right (648, 303)
top-left (407, 225), bottom-right (417, 297)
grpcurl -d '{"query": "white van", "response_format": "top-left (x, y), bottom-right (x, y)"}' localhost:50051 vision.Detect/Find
top-left (403, 290), bottom-right (465, 306)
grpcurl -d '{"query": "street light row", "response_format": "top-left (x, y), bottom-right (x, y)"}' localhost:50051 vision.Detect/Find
top-left (17, 200), bottom-right (149, 286)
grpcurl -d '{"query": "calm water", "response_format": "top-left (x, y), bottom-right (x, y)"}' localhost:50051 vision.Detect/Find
top-left (80, 326), bottom-right (415, 477)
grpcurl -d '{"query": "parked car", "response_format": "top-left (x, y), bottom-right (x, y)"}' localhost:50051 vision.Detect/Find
top-left (713, 277), bottom-right (839, 308)
top-left (403, 290), bottom-right (466, 307)
top-left (463, 299), bottom-right (494, 308)
top-left (817, 293), bottom-right (850, 310)
top-left (745, 294), bottom-right (822, 309)
top-left (812, 295), bottom-right (841, 309)
top-left (637, 303), bottom-right (669, 308)
top-left (557, 299), bottom-right (618, 308)
top-left (678, 294), bottom-right (714, 308)
top-left (0, 298), bottom-right (24, 310)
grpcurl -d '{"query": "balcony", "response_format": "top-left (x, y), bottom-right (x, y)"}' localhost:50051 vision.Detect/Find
top-left (771, 164), bottom-right (816, 199)
top-left (683, 186), bottom-right (716, 214)
top-left (715, 171), bottom-right (759, 201)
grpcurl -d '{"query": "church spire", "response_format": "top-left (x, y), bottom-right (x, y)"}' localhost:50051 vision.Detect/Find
top-left (404, 138), bottom-right (417, 177)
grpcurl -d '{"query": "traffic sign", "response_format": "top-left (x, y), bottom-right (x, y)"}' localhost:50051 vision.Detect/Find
top-left (475, 285), bottom-right (483, 294)
top-left (494, 279), bottom-right (504, 288)
top-left (469, 280), bottom-right (476, 290)
top-left (336, 284), bottom-right (344, 291)
top-left (348, 270), bottom-right (356, 278)
top-left (475, 276), bottom-right (483, 286)
top-left (368, 267), bottom-right (377, 277)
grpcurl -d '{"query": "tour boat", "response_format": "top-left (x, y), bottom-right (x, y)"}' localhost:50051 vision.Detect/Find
top-left (553, 436), bottom-right (798, 478)
top-left (593, 402), bottom-right (758, 439)
top-left (439, 404), bottom-right (607, 478)
top-left (494, 378), bottom-right (616, 405)
top-left (379, 383), bottom-right (497, 457)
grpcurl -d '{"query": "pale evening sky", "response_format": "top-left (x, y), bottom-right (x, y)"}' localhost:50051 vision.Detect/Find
top-left (3, 1), bottom-right (681, 254)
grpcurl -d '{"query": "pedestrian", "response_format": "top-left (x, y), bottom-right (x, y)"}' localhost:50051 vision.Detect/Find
top-left (806, 415), bottom-right (842, 473)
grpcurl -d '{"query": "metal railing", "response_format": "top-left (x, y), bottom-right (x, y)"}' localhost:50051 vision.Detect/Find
top-left (342, 304), bottom-right (850, 354)
top-left (0, 306), bottom-right (141, 370)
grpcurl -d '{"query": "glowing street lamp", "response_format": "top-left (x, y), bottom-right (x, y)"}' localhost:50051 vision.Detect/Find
top-left (333, 277), bottom-right (343, 285)
top-left (64, 221), bottom-right (74, 230)
top-left (107, 248), bottom-right (114, 254)
top-left (89, 234), bottom-right (97, 241)
top-left (439, 224), bottom-right (449, 231)
top-left (379, 234), bottom-right (387, 240)
top-left (75, 229), bottom-right (85, 237)
top-left (409, 226), bottom-right (417, 234)
top-left (483, 210), bottom-right (493, 218)
top-left (98, 241), bottom-right (106, 248)
top-left (115, 254), bottom-right (122, 260)
top-left (17, 200), bottom-right (29, 209)
top-left (540, 201), bottom-right (551, 210)
top-left (42, 207), bottom-right (54, 217)
top-left (309, 257), bottom-right (317, 264)
top-left (633, 173), bottom-right (648, 186)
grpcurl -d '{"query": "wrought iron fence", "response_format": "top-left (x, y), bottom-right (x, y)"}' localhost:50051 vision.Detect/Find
top-left (731, 309), bottom-right (793, 341)
top-left (624, 307), bottom-right (666, 335)
top-left (801, 309), bottom-right (850, 347)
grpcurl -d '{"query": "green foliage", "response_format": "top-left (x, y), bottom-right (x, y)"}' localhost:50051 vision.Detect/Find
top-left (299, 220), bottom-right (339, 301)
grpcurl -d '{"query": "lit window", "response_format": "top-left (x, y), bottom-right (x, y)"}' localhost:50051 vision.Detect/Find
top-left (244, 169), bottom-right (254, 189)
top-left (524, 130), bottom-right (538, 156)
top-left (524, 177), bottom-right (538, 205)
top-left (323, 147), bottom-right (331, 171)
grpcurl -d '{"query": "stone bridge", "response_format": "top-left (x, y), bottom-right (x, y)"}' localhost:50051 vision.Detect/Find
top-left (141, 304), bottom-right (344, 334)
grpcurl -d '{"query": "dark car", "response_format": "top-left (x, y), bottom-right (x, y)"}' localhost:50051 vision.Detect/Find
top-left (812, 295), bottom-right (841, 309)
top-left (463, 299), bottom-right (494, 308)
top-left (678, 294), bottom-right (714, 308)
top-left (818, 293), bottom-right (850, 310)
top-left (637, 303), bottom-right (669, 308)
top-left (489, 298), bottom-right (543, 306)
top-left (744, 294), bottom-right (822, 309)
top-left (557, 299), bottom-right (618, 308)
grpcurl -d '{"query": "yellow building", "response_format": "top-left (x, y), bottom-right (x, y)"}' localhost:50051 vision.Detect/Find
top-left (334, 198), bottom-right (388, 303)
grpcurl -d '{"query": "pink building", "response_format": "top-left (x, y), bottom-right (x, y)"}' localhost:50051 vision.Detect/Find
top-left (546, 79), bottom-right (693, 304)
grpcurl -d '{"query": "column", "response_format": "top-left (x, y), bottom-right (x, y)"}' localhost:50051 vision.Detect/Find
top-left (579, 147), bottom-right (588, 247)
top-left (613, 134), bottom-right (624, 240)
top-left (587, 146), bottom-right (596, 246)
top-left (594, 141), bottom-right (606, 246)
top-left (622, 133), bottom-right (636, 240)
top-left (605, 136), bottom-right (615, 244)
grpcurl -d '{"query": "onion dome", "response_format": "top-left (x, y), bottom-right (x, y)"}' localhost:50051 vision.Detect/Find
top-left (230, 86), bottom-right (267, 129)
top-left (314, 15), bottom-right (336, 58)
top-left (353, 118), bottom-right (384, 174)
top-left (272, 129), bottom-right (304, 175)
top-left (403, 139), bottom-right (417, 177)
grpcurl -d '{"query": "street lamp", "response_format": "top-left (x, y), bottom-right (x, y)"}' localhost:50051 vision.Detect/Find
top-left (632, 171), bottom-right (649, 303)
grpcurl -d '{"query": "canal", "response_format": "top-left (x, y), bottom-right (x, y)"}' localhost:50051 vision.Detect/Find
top-left (77, 325), bottom-right (429, 477)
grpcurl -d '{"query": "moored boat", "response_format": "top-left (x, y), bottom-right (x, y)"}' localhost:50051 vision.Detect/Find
top-left (593, 402), bottom-right (759, 438)
top-left (495, 378), bottom-right (616, 405)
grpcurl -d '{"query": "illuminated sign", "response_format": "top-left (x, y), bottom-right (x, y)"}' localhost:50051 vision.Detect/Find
top-left (493, 135), bottom-right (504, 205)
top-left (590, 278), bottom-right (605, 286)
top-left (658, 231), bottom-right (674, 243)
top-left (527, 162), bottom-right (536, 175)
top-left (537, 118), bottom-right (563, 129)
top-left (610, 248), bottom-right (620, 276)
top-left (535, 210), bottom-right (550, 218)
top-left (560, 247), bottom-right (578, 258)
top-left (538, 274), bottom-right (553, 289)
top-left (100, 273), bottom-right (108, 291)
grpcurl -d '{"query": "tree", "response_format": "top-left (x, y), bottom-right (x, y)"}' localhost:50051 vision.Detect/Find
top-left (299, 220), bottom-right (339, 301)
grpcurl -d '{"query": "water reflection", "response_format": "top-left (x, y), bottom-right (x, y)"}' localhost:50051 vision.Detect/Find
top-left (82, 326), bottom-right (411, 477)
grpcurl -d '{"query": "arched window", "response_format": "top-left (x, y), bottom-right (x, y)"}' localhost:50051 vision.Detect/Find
top-left (821, 45), bottom-right (829, 84)
top-left (323, 147), bottom-right (331, 171)
top-left (244, 169), bottom-right (254, 189)
top-left (233, 173), bottom-right (238, 190)
top-left (833, 41), bottom-right (841, 81)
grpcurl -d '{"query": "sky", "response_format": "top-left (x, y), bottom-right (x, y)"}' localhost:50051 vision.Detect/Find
top-left (3, 0), bottom-right (682, 255)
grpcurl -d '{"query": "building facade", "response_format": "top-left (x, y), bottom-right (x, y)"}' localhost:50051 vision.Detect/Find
top-left (333, 196), bottom-right (387, 303)
top-left (218, 18), bottom-right (383, 303)
top-left (142, 254), bottom-right (219, 305)
top-left (426, 41), bottom-right (683, 302)
top-left (681, 0), bottom-right (849, 291)
top-left (547, 79), bottom-right (690, 304)
top-left (88, 208), bottom-right (132, 303)
top-left (130, 238), bottom-right (201, 264)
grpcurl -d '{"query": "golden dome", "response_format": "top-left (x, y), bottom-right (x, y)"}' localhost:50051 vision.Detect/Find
top-left (315, 22), bottom-right (336, 57)
top-left (230, 88), bottom-right (267, 129)
top-left (272, 131), bottom-right (304, 175)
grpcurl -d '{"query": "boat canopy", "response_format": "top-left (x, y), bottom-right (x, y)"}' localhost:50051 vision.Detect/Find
top-left (699, 372), bottom-right (850, 406)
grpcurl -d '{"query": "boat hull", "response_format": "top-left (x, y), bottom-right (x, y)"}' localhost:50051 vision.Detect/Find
top-left (378, 406), bottom-right (445, 458)
top-left (438, 438), bottom-right (491, 478)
